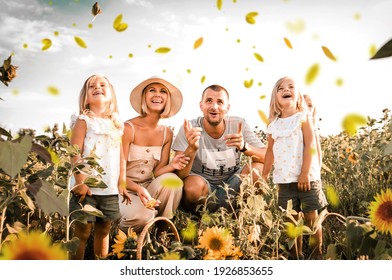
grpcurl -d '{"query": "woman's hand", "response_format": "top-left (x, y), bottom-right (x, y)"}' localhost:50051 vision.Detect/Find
top-left (171, 154), bottom-right (190, 170)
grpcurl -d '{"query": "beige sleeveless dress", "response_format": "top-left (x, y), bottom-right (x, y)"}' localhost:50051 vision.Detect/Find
top-left (118, 121), bottom-right (183, 233)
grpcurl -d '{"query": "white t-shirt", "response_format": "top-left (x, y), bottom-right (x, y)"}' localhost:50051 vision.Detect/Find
top-left (266, 112), bottom-right (320, 184)
top-left (172, 116), bottom-right (265, 185)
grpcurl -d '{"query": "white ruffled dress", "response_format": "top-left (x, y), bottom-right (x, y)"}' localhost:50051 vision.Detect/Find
top-left (70, 114), bottom-right (123, 195)
top-left (266, 112), bottom-right (320, 184)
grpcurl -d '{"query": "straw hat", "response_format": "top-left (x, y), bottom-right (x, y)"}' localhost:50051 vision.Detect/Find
top-left (129, 76), bottom-right (183, 118)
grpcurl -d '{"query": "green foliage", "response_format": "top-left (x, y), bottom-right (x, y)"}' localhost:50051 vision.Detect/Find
top-left (1, 109), bottom-right (392, 260)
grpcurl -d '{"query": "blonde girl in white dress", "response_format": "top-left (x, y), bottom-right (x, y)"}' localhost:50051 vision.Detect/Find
top-left (69, 74), bottom-right (131, 259)
top-left (262, 76), bottom-right (327, 260)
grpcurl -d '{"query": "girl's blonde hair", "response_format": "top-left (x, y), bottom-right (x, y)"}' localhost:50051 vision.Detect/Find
top-left (139, 83), bottom-right (172, 118)
top-left (267, 76), bottom-right (305, 124)
top-left (78, 74), bottom-right (121, 127)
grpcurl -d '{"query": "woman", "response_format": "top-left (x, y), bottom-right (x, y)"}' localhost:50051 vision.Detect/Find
top-left (118, 76), bottom-right (189, 233)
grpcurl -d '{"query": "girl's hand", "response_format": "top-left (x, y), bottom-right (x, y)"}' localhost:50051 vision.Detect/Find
top-left (119, 187), bottom-right (132, 205)
top-left (298, 173), bottom-right (311, 192)
top-left (171, 154), bottom-right (190, 170)
top-left (72, 184), bottom-right (92, 203)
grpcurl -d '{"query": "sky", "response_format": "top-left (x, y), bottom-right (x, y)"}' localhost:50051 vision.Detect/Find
top-left (0, 0), bottom-right (391, 137)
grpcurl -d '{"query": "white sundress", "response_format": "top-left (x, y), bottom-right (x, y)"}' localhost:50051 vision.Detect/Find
top-left (70, 114), bottom-right (123, 195)
top-left (266, 112), bottom-right (320, 184)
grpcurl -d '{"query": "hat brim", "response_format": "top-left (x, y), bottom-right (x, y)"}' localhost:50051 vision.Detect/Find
top-left (130, 77), bottom-right (183, 118)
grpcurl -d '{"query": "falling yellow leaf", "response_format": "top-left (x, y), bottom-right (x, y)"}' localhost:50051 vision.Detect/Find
top-left (244, 79), bottom-right (253, 88)
top-left (23, 43), bottom-right (28, 49)
top-left (257, 110), bottom-right (268, 125)
top-left (336, 78), bottom-right (343, 86)
top-left (201, 75), bottom-right (206, 83)
top-left (113, 14), bottom-right (128, 32)
top-left (217, 0), bottom-right (222, 10)
top-left (74, 36), bottom-right (87, 48)
top-left (325, 185), bottom-right (339, 208)
top-left (354, 13), bottom-right (361, 20)
top-left (88, 23), bottom-right (93, 28)
top-left (128, 53), bottom-right (133, 58)
top-left (47, 86), bottom-right (59, 96)
top-left (259, 95), bottom-right (266, 99)
top-left (341, 113), bottom-right (367, 136)
top-left (245, 12), bottom-right (258, 24)
top-left (283, 37), bottom-right (293, 49)
top-left (155, 47), bottom-right (171, 54)
top-left (305, 63), bottom-right (319, 85)
top-left (161, 176), bottom-right (183, 189)
top-left (187, 69), bottom-right (191, 74)
top-left (286, 18), bottom-right (305, 34)
top-left (322, 46), bottom-right (337, 61)
top-left (41, 38), bottom-right (52, 51)
top-left (194, 37), bottom-right (203, 49)
top-left (253, 52), bottom-right (264, 62)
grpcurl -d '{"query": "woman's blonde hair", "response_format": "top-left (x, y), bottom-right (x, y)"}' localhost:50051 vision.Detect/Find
top-left (139, 83), bottom-right (172, 118)
top-left (78, 74), bottom-right (120, 126)
top-left (268, 76), bottom-right (305, 124)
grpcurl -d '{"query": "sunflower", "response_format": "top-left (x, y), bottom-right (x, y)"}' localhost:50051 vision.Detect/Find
top-left (348, 152), bottom-right (358, 164)
top-left (197, 226), bottom-right (234, 259)
top-left (368, 189), bottom-right (392, 235)
top-left (0, 231), bottom-right (67, 260)
top-left (111, 227), bottom-right (138, 258)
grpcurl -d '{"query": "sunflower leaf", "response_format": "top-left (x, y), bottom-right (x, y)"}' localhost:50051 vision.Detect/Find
top-left (0, 135), bottom-right (32, 178)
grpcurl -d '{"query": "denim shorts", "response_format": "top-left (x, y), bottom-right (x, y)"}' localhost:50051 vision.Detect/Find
top-left (191, 167), bottom-right (243, 212)
top-left (277, 180), bottom-right (328, 213)
top-left (69, 194), bottom-right (121, 223)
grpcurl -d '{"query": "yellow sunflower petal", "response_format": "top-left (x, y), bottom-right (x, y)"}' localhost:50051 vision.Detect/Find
top-left (244, 79), bottom-right (253, 88)
top-left (305, 63), bottom-right (320, 85)
top-left (41, 38), bottom-right (52, 51)
top-left (74, 36), bottom-right (87, 48)
top-left (257, 110), bottom-right (268, 125)
top-left (322, 46), bottom-right (337, 61)
top-left (284, 37), bottom-right (293, 49)
top-left (245, 12), bottom-right (258, 24)
top-left (155, 47), bottom-right (171, 54)
top-left (253, 52), bottom-right (264, 62)
top-left (341, 113), bottom-right (367, 136)
top-left (194, 37), bottom-right (203, 49)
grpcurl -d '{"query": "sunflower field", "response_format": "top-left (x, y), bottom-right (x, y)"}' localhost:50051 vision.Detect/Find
top-left (0, 109), bottom-right (391, 260)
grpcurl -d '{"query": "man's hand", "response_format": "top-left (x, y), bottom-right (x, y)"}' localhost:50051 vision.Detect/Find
top-left (184, 119), bottom-right (202, 151)
top-left (224, 122), bottom-right (244, 151)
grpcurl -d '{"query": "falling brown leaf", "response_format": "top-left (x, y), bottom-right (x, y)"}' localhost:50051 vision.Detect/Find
top-left (194, 37), bottom-right (203, 49)
top-left (74, 36), bottom-right (87, 48)
top-left (113, 14), bottom-right (128, 32)
top-left (92, 2), bottom-right (102, 22)
top-left (155, 47), bottom-right (171, 54)
top-left (41, 38), bottom-right (52, 51)
top-left (322, 46), bottom-right (337, 61)
top-left (245, 12), bottom-right (258, 24)
top-left (0, 55), bottom-right (18, 86)
top-left (284, 37), bottom-right (293, 49)
top-left (305, 63), bottom-right (319, 85)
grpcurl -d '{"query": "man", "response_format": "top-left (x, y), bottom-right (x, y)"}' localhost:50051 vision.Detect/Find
top-left (172, 84), bottom-right (266, 213)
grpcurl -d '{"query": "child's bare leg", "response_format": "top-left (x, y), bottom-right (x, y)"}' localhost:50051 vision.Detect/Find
top-left (71, 222), bottom-right (93, 260)
top-left (304, 210), bottom-right (323, 259)
top-left (94, 220), bottom-right (112, 259)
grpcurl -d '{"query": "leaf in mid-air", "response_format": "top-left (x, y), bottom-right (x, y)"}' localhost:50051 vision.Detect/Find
top-left (305, 63), bottom-right (320, 85)
top-left (155, 47), bottom-right (171, 54)
top-left (91, 2), bottom-right (102, 22)
top-left (322, 46), bottom-right (337, 61)
top-left (370, 38), bottom-right (392, 60)
top-left (74, 36), bottom-right (87, 48)
top-left (245, 12), bottom-right (258, 24)
top-left (194, 37), bottom-right (203, 49)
